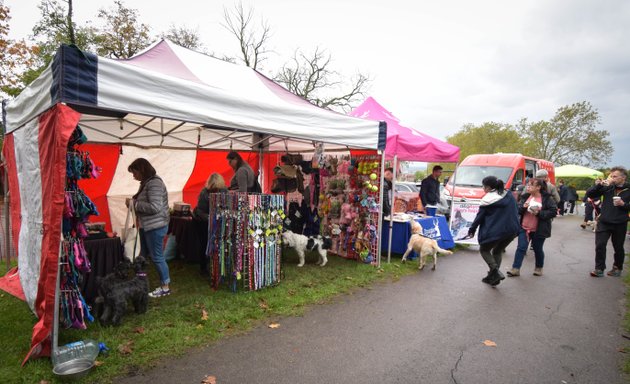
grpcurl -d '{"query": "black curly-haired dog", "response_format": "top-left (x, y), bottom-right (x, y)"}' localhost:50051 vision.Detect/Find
top-left (94, 258), bottom-right (132, 319)
top-left (99, 256), bottom-right (149, 326)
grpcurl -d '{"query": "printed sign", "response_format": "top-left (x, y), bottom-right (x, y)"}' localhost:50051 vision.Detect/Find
top-left (449, 201), bottom-right (481, 245)
top-left (419, 217), bottom-right (442, 241)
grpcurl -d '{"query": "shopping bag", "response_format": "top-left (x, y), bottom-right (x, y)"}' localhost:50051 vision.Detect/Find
top-left (121, 201), bottom-right (140, 261)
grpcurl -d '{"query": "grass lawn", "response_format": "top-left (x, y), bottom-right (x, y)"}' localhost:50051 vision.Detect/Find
top-left (0, 249), bottom-right (425, 383)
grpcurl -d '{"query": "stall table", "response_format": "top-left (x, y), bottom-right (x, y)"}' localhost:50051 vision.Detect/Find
top-left (80, 236), bottom-right (124, 304)
top-left (381, 216), bottom-right (454, 259)
top-left (168, 216), bottom-right (204, 263)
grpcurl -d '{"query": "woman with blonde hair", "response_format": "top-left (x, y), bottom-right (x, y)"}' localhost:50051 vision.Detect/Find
top-left (193, 173), bottom-right (228, 277)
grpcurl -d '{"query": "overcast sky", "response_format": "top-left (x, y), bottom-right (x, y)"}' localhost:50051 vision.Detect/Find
top-left (5, 0), bottom-right (629, 167)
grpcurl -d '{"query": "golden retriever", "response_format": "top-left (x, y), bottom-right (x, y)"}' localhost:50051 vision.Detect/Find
top-left (401, 234), bottom-right (453, 270)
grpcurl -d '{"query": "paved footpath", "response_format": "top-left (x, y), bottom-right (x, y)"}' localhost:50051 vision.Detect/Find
top-left (119, 215), bottom-right (629, 384)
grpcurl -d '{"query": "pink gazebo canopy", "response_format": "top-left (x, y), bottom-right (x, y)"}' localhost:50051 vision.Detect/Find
top-left (350, 97), bottom-right (460, 162)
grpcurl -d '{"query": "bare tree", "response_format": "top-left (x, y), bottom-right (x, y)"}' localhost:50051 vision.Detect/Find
top-left (222, 1), bottom-right (271, 70)
top-left (275, 48), bottom-right (370, 112)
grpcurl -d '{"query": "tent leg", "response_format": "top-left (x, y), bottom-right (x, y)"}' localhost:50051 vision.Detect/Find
top-left (387, 156), bottom-right (397, 264)
top-left (3, 154), bottom-right (9, 269)
top-left (51, 237), bottom-right (63, 365)
top-left (448, 162), bottom-right (459, 225)
top-left (377, 151), bottom-right (386, 268)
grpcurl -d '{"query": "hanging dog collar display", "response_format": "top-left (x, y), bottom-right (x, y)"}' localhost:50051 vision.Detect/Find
top-left (58, 125), bottom-right (101, 330)
top-left (208, 192), bottom-right (284, 292)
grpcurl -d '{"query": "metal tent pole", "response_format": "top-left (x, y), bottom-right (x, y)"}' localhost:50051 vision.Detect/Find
top-left (51, 236), bottom-right (63, 365)
top-left (387, 155), bottom-right (398, 264)
top-left (448, 162), bottom-right (460, 224)
top-left (376, 151), bottom-right (386, 268)
top-left (2, 99), bottom-right (9, 268)
top-left (3, 163), bottom-right (9, 269)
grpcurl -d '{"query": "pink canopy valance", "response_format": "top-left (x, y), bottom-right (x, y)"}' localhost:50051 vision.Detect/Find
top-left (350, 97), bottom-right (460, 162)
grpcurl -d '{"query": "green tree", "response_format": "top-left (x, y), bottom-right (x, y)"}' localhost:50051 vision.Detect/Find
top-left (95, 0), bottom-right (151, 59)
top-left (162, 25), bottom-right (203, 51)
top-left (0, 3), bottom-right (39, 97)
top-left (446, 122), bottom-right (528, 160)
top-left (6, 0), bottom-right (95, 96)
top-left (518, 101), bottom-right (612, 166)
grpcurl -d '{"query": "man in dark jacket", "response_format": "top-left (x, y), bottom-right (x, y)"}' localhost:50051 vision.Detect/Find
top-left (587, 166), bottom-right (630, 277)
top-left (420, 165), bottom-right (442, 214)
top-left (382, 168), bottom-right (393, 217)
top-left (557, 179), bottom-right (568, 215)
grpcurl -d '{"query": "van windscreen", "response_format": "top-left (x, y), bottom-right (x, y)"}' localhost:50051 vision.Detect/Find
top-left (452, 166), bottom-right (513, 187)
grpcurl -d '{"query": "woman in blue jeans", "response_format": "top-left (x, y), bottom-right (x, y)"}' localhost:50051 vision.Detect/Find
top-left (127, 158), bottom-right (171, 298)
top-left (508, 177), bottom-right (557, 277)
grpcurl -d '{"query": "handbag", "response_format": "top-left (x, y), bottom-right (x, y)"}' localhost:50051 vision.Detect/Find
top-left (121, 201), bottom-right (140, 261)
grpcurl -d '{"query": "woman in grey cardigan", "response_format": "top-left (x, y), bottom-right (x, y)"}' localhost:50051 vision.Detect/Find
top-left (127, 158), bottom-right (171, 298)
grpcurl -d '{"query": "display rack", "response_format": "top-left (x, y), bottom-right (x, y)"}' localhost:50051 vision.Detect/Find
top-left (52, 127), bottom-right (101, 358)
top-left (207, 193), bottom-right (284, 292)
top-left (318, 154), bottom-right (382, 264)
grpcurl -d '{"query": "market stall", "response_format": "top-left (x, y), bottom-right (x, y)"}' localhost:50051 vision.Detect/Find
top-left (350, 97), bottom-right (460, 262)
top-left (1, 41), bottom-right (386, 363)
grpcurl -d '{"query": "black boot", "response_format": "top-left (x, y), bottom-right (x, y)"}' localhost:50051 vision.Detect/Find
top-left (488, 268), bottom-right (502, 286)
top-left (481, 270), bottom-right (493, 284)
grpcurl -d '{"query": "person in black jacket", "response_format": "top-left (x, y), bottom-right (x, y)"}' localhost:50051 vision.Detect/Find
top-left (566, 183), bottom-right (579, 215)
top-left (382, 168), bottom-right (393, 217)
top-left (420, 165), bottom-right (442, 215)
top-left (468, 176), bottom-right (520, 286)
top-left (587, 166), bottom-right (630, 277)
top-left (507, 178), bottom-right (557, 277)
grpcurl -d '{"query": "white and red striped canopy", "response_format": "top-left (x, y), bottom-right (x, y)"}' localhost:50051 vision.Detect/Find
top-left (1, 41), bottom-right (386, 363)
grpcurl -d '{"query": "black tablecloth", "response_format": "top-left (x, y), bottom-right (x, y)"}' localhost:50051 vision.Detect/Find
top-left (168, 216), bottom-right (205, 263)
top-left (80, 236), bottom-right (124, 304)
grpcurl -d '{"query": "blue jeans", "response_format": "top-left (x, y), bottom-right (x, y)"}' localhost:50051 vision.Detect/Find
top-left (512, 227), bottom-right (546, 269)
top-left (140, 226), bottom-right (170, 285)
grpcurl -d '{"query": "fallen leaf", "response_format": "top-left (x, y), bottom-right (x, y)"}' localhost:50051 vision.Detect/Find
top-left (201, 309), bottom-right (208, 321)
top-left (259, 299), bottom-right (269, 310)
top-left (545, 306), bottom-right (551, 309)
top-left (196, 324), bottom-right (204, 329)
top-left (94, 360), bottom-right (104, 367)
top-left (345, 276), bottom-right (353, 280)
top-left (482, 340), bottom-right (497, 347)
top-left (201, 375), bottom-right (217, 384)
top-left (134, 326), bottom-right (145, 334)
top-left (268, 323), bottom-right (281, 329)
top-left (618, 347), bottom-right (627, 353)
top-left (39, 381), bottom-right (51, 384)
top-left (118, 340), bottom-right (134, 355)
top-left (287, 289), bottom-right (296, 296)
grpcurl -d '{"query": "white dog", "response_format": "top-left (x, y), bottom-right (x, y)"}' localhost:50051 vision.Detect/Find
top-left (282, 230), bottom-right (332, 267)
top-left (401, 234), bottom-right (453, 270)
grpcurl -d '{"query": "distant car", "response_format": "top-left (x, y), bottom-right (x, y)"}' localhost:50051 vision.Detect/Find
top-left (395, 182), bottom-right (419, 193)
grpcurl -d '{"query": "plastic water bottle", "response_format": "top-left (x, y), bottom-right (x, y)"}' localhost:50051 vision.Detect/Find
top-left (52, 339), bottom-right (103, 365)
